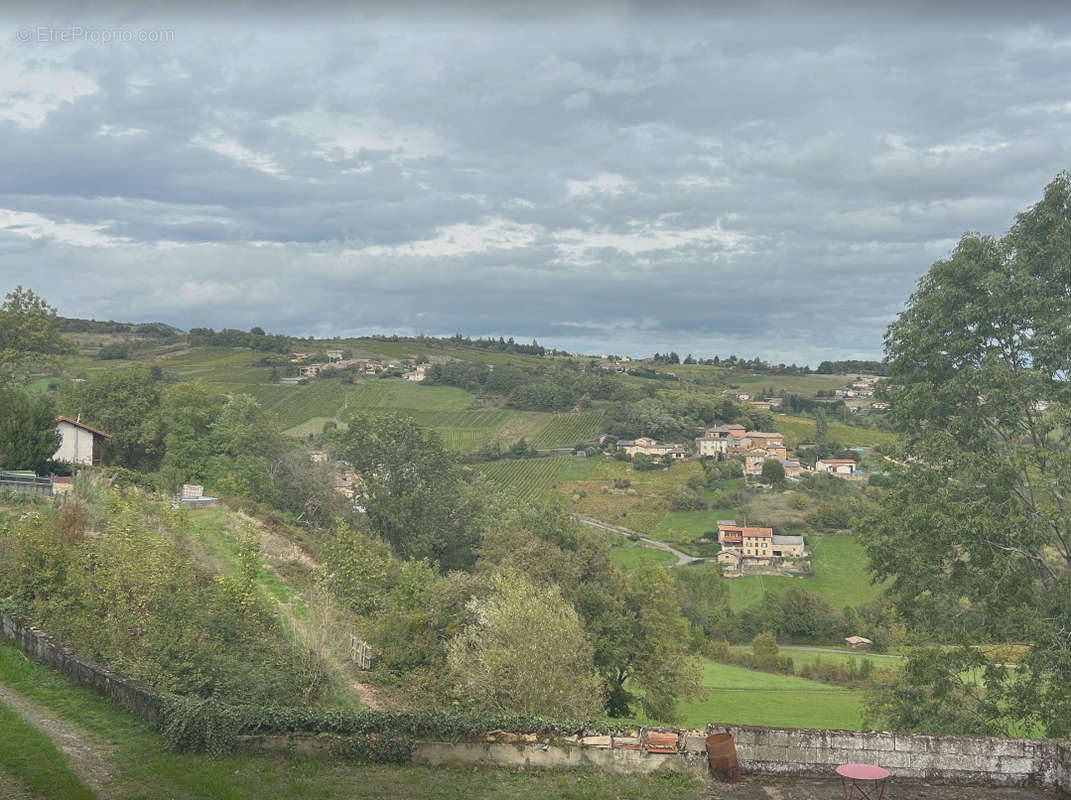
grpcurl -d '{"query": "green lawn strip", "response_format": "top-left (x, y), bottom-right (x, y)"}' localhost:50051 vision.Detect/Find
top-left (183, 509), bottom-right (296, 607)
top-left (0, 641), bottom-right (701, 800)
top-left (556, 455), bottom-right (604, 482)
top-left (672, 660), bottom-right (864, 730)
top-left (729, 646), bottom-right (906, 668)
top-left (0, 698), bottom-right (95, 800)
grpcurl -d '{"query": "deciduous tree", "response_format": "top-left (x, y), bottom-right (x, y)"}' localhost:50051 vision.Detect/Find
top-left (0, 287), bottom-right (71, 386)
top-left (862, 172), bottom-right (1071, 737)
top-left (446, 568), bottom-right (604, 718)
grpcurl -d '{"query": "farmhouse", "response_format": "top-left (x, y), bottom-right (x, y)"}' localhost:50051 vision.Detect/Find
top-left (816, 458), bottom-right (856, 476)
top-left (619, 437), bottom-right (685, 460)
top-left (696, 426), bottom-right (734, 457)
top-left (746, 431), bottom-right (787, 458)
top-left (298, 364), bottom-right (323, 377)
top-left (53, 416), bottom-right (110, 466)
top-left (717, 523), bottom-right (773, 557)
top-left (403, 364), bottom-right (427, 382)
top-left (717, 522), bottom-right (809, 573)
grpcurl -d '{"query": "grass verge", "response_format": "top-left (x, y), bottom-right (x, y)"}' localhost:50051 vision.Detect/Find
top-left (0, 697), bottom-right (96, 800)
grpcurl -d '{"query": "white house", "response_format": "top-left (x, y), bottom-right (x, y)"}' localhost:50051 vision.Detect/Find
top-left (54, 416), bottom-right (110, 466)
top-left (816, 458), bottom-right (856, 476)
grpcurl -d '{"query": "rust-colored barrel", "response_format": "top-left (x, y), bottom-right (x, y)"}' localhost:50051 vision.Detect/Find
top-left (705, 733), bottom-right (740, 782)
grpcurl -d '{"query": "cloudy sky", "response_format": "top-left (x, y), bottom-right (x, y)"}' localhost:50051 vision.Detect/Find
top-left (1, 2), bottom-right (1070, 364)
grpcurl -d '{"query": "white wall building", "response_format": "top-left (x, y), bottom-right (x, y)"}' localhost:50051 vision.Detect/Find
top-left (53, 416), bottom-right (110, 466)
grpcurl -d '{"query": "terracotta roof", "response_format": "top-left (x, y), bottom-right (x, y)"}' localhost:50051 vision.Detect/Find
top-left (718, 524), bottom-right (773, 538)
top-left (818, 459), bottom-right (856, 465)
top-left (56, 416), bottom-right (111, 439)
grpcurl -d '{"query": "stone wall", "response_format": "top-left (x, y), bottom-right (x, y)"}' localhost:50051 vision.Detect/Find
top-left (0, 616), bottom-right (158, 721)
top-left (1048, 741), bottom-right (1071, 796)
top-left (717, 723), bottom-right (1068, 790)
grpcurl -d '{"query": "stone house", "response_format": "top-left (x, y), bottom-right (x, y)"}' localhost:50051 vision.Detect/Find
top-left (696, 426), bottom-right (734, 457)
top-left (620, 437), bottom-right (685, 460)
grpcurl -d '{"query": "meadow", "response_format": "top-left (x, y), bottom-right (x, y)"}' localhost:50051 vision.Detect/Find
top-left (774, 414), bottom-right (897, 448)
top-left (725, 535), bottom-right (887, 612)
top-left (562, 459), bottom-right (708, 535)
top-left (607, 542), bottom-right (677, 571)
top-left (669, 659), bottom-right (865, 730)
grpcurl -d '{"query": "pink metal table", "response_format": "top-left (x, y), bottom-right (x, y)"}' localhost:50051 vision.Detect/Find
top-left (836, 763), bottom-right (890, 800)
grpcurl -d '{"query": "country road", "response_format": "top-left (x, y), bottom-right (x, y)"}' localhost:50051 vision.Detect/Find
top-left (574, 514), bottom-right (700, 567)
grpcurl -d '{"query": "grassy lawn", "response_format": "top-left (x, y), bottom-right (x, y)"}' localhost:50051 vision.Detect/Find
top-left (608, 543), bottom-right (677, 571)
top-left (726, 535), bottom-right (886, 612)
top-left (649, 510), bottom-right (735, 545)
top-left (0, 698), bottom-right (95, 800)
top-left (0, 641), bottom-right (703, 800)
top-left (672, 660), bottom-right (864, 730)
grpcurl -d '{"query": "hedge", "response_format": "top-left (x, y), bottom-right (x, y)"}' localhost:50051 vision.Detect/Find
top-left (155, 695), bottom-right (625, 758)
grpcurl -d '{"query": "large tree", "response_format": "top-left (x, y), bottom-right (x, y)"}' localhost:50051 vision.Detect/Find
top-left (59, 367), bottom-right (165, 471)
top-left (862, 172), bottom-right (1071, 737)
top-left (446, 568), bottom-right (604, 718)
top-left (0, 388), bottom-right (60, 471)
top-left (331, 412), bottom-right (485, 571)
top-left (0, 287), bottom-right (71, 387)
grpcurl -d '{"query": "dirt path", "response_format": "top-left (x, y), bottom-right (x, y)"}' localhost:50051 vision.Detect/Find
top-left (0, 681), bottom-right (116, 797)
top-left (574, 514), bottom-right (701, 566)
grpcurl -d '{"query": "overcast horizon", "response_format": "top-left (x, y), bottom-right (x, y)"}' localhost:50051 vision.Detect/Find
top-left (2, 2), bottom-right (1070, 364)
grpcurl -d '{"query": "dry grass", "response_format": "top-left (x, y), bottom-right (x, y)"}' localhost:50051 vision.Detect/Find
top-left (561, 459), bottom-right (703, 535)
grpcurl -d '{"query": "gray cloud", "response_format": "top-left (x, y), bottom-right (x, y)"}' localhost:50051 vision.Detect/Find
top-left (1, 4), bottom-right (1070, 363)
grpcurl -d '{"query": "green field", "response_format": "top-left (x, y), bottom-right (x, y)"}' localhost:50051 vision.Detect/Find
top-left (474, 456), bottom-right (579, 499)
top-left (670, 660), bottom-right (864, 730)
top-left (725, 535), bottom-right (887, 612)
top-left (529, 411), bottom-right (605, 448)
top-left (733, 646), bottom-right (906, 669)
top-left (608, 543), bottom-right (677, 571)
top-left (774, 414), bottom-right (897, 448)
top-left (563, 459), bottom-right (707, 536)
top-left (723, 373), bottom-right (851, 398)
top-left (649, 509), bottom-right (736, 545)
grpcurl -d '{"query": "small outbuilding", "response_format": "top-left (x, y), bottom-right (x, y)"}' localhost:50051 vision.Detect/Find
top-left (53, 416), bottom-right (110, 466)
top-left (845, 635), bottom-right (873, 649)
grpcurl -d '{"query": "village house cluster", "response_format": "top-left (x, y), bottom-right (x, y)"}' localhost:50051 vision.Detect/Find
top-left (289, 352), bottom-right (428, 382)
top-left (695, 425), bottom-right (804, 478)
top-left (833, 374), bottom-right (889, 412)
